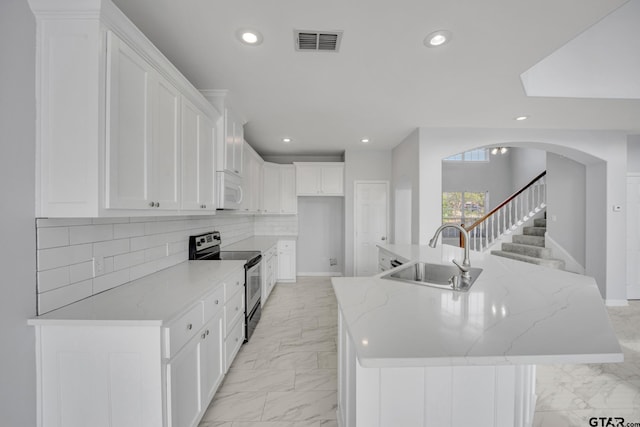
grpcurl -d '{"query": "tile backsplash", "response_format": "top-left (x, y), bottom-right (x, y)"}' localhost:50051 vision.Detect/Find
top-left (36, 214), bottom-right (255, 315)
top-left (254, 214), bottom-right (298, 236)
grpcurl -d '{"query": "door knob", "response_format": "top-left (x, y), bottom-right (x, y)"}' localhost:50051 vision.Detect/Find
top-left (381, 236), bottom-right (387, 240)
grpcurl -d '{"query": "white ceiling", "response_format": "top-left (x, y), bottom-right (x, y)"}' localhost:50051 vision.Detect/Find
top-left (112, 0), bottom-right (640, 156)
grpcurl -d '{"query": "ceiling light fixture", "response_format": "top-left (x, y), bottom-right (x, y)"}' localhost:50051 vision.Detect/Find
top-left (282, 138), bottom-right (292, 143)
top-left (236, 29), bottom-right (263, 46)
top-left (491, 147), bottom-right (509, 155)
top-left (361, 138), bottom-right (370, 143)
top-left (515, 115), bottom-right (529, 121)
top-left (424, 30), bottom-right (452, 48)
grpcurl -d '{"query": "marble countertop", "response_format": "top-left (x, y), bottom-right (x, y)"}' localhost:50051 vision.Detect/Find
top-left (29, 260), bottom-right (245, 326)
top-left (223, 235), bottom-right (297, 253)
top-left (332, 243), bottom-right (623, 368)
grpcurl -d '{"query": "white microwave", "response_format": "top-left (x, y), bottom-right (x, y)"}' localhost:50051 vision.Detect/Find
top-left (216, 171), bottom-right (243, 210)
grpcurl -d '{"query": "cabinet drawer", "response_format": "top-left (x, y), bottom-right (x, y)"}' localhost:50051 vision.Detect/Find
top-left (164, 303), bottom-right (203, 358)
top-left (225, 317), bottom-right (244, 371)
top-left (203, 285), bottom-right (225, 322)
top-left (225, 269), bottom-right (244, 302)
top-left (225, 290), bottom-right (244, 336)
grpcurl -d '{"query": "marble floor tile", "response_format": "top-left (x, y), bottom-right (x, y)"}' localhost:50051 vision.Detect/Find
top-left (294, 369), bottom-right (337, 391)
top-left (220, 369), bottom-right (295, 392)
top-left (261, 390), bottom-right (338, 422)
top-left (201, 391), bottom-right (267, 422)
top-left (253, 350), bottom-right (319, 370)
top-left (231, 422), bottom-right (321, 427)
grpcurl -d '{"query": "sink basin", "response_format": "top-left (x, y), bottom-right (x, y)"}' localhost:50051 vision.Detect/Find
top-left (381, 262), bottom-right (483, 291)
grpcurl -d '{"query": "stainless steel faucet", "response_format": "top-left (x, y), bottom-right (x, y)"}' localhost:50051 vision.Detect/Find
top-left (428, 224), bottom-right (471, 280)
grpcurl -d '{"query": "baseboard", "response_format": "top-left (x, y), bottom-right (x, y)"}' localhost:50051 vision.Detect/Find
top-left (544, 234), bottom-right (586, 274)
top-left (297, 272), bottom-right (344, 277)
top-left (605, 299), bottom-right (629, 307)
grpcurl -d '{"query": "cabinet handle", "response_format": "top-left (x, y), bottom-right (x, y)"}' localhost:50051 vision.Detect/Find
top-left (187, 323), bottom-right (193, 330)
top-left (156, 202), bottom-right (160, 208)
top-left (235, 306), bottom-right (239, 311)
top-left (206, 329), bottom-right (210, 336)
top-left (215, 299), bottom-right (219, 305)
top-left (235, 337), bottom-right (239, 342)
top-left (149, 201), bottom-right (155, 207)
top-left (201, 332), bottom-right (207, 339)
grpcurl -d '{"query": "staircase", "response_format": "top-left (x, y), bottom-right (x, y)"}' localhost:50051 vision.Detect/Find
top-left (490, 216), bottom-right (565, 269)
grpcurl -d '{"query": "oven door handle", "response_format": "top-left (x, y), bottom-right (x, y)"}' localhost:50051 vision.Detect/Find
top-left (245, 254), bottom-right (262, 270)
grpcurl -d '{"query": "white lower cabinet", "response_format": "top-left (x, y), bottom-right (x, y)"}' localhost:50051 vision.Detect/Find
top-left (30, 266), bottom-right (244, 427)
top-left (277, 240), bottom-right (297, 282)
top-left (262, 244), bottom-right (278, 306)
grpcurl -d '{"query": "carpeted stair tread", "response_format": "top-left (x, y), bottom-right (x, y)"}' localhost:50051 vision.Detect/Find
top-left (533, 218), bottom-right (547, 227)
top-left (523, 226), bottom-right (546, 237)
top-left (490, 250), bottom-right (565, 269)
top-left (512, 235), bottom-right (545, 247)
top-left (501, 242), bottom-right (552, 259)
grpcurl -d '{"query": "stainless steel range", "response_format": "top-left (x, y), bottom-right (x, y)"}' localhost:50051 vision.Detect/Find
top-left (188, 231), bottom-right (262, 341)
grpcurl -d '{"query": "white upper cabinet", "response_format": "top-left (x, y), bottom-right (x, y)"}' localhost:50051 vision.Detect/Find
top-left (294, 162), bottom-right (345, 196)
top-left (202, 91), bottom-right (245, 177)
top-left (106, 32), bottom-right (180, 211)
top-left (29, 0), bottom-right (220, 217)
top-left (241, 143), bottom-right (263, 213)
top-left (181, 98), bottom-right (216, 211)
top-left (262, 163), bottom-right (297, 214)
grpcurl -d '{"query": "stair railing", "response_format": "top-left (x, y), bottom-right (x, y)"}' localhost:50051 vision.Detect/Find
top-left (460, 171), bottom-right (547, 251)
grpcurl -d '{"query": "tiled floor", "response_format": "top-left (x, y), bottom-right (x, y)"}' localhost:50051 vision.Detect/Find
top-left (199, 277), bottom-right (338, 427)
top-left (199, 277), bottom-right (640, 427)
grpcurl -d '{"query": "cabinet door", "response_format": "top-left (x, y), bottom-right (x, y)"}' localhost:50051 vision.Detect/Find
top-left (277, 240), bottom-right (296, 281)
top-left (106, 32), bottom-right (152, 209)
top-left (181, 99), bottom-right (200, 210)
top-left (296, 164), bottom-right (320, 195)
top-left (151, 74), bottom-right (180, 209)
top-left (252, 158), bottom-right (263, 212)
top-left (224, 111), bottom-right (235, 174)
top-left (321, 165), bottom-right (344, 195)
top-left (234, 127), bottom-right (244, 176)
top-left (198, 116), bottom-right (216, 210)
top-left (262, 164), bottom-right (281, 213)
top-left (167, 338), bottom-right (201, 427)
top-left (200, 313), bottom-right (224, 405)
top-left (280, 166), bottom-right (297, 213)
top-left (241, 143), bottom-right (253, 212)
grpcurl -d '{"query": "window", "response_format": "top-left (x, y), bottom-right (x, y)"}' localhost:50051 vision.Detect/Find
top-left (441, 191), bottom-right (488, 239)
top-left (444, 148), bottom-right (489, 162)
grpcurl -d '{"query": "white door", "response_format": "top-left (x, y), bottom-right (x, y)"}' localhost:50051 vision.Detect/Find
top-left (627, 174), bottom-right (640, 299)
top-left (355, 181), bottom-right (389, 276)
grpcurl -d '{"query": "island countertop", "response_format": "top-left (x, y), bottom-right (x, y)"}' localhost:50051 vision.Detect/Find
top-left (332, 243), bottom-right (623, 368)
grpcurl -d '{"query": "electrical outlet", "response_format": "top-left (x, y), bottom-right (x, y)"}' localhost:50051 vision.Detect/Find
top-left (93, 256), bottom-right (104, 276)
top-left (329, 258), bottom-right (337, 266)
top-left (613, 205), bottom-right (622, 212)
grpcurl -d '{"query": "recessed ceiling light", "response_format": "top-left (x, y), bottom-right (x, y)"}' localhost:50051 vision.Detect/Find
top-left (236, 29), bottom-right (263, 46)
top-left (361, 138), bottom-right (370, 144)
top-left (282, 138), bottom-right (292, 143)
top-left (424, 30), bottom-right (452, 48)
top-left (515, 115), bottom-right (529, 121)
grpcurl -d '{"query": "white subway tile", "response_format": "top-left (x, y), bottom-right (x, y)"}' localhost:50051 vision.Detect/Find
top-left (37, 227), bottom-right (70, 249)
top-left (102, 257), bottom-right (114, 275)
top-left (130, 235), bottom-right (155, 251)
top-left (145, 245), bottom-right (167, 262)
top-left (92, 217), bottom-right (129, 225)
top-left (36, 218), bottom-right (92, 228)
top-left (114, 223), bottom-right (145, 239)
top-left (93, 239), bottom-right (130, 258)
top-left (69, 224), bottom-right (114, 244)
top-left (93, 269), bottom-right (130, 294)
top-left (37, 280), bottom-right (92, 315)
top-left (113, 251), bottom-right (145, 271)
top-left (37, 266), bottom-right (70, 293)
top-left (69, 260), bottom-right (94, 283)
top-left (37, 244), bottom-right (93, 271)
top-left (129, 262), bottom-right (157, 281)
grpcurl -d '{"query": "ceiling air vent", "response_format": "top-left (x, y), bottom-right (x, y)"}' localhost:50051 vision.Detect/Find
top-left (294, 30), bottom-right (343, 52)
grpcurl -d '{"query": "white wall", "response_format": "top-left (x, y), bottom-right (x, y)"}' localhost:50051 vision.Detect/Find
top-left (628, 135), bottom-right (640, 172)
top-left (297, 197), bottom-right (344, 275)
top-left (546, 153), bottom-right (587, 267)
top-left (0, 1), bottom-right (37, 424)
top-left (344, 150), bottom-right (392, 276)
top-left (510, 147), bottom-right (547, 190)
top-left (442, 150), bottom-right (513, 210)
top-left (392, 130), bottom-right (420, 244)
top-left (414, 127), bottom-right (627, 302)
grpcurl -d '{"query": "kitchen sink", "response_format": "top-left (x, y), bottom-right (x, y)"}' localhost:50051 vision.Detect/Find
top-left (381, 261), bottom-right (483, 291)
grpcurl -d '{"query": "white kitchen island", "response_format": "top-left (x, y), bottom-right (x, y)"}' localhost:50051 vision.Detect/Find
top-left (332, 244), bottom-right (622, 427)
